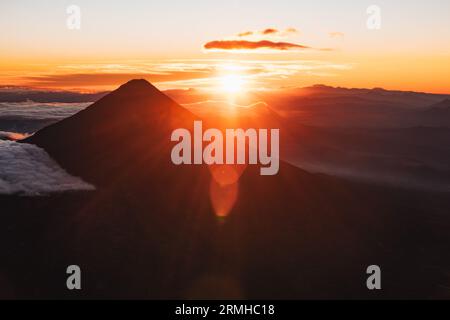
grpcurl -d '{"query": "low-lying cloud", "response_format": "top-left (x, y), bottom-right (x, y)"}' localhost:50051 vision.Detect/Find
top-left (0, 101), bottom-right (88, 133)
top-left (0, 86), bottom-right (107, 103)
top-left (0, 141), bottom-right (95, 195)
top-left (0, 101), bottom-right (88, 121)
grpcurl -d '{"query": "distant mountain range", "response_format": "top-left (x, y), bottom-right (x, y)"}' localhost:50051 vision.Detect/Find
top-left (2, 83), bottom-right (449, 106)
top-left (0, 80), bottom-right (448, 299)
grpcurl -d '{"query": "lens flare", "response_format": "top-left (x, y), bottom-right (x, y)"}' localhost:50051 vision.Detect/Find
top-left (208, 164), bottom-right (246, 218)
top-left (209, 179), bottom-right (238, 218)
top-left (208, 164), bottom-right (247, 186)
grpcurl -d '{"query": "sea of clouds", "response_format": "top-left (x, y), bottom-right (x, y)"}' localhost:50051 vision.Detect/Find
top-left (0, 101), bottom-right (89, 121)
top-left (0, 101), bottom-right (89, 135)
top-left (0, 140), bottom-right (95, 195)
top-left (0, 101), bottom-right (94, 195)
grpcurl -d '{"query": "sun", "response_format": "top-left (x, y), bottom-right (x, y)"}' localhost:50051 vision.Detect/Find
top-left (219, 74), bottom-right (246, 94)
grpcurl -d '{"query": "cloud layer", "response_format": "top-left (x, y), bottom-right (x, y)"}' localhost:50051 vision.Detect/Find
top-left (0, 141), bottom-right (95, 195)
top-left (3, 60), bottom-right (352, 92)
top-left (0, 101), bottom-right (88, 134)
top-left (0, 101), bottom-right (88, 121)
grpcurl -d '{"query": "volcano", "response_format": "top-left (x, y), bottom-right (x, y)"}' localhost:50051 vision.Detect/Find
top-left (1, 80), bottom-right (449, 299)
top-left (23, 79), bottom-right (199, 185)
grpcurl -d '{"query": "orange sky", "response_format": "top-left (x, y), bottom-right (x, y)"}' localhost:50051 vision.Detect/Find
top-left (1, 1), bottom-right (449, 94)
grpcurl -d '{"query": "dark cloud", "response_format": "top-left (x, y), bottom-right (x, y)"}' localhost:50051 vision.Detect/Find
top-left (262, 28), bottom-right (279, 35)
top-left (204, 40), bottom-right (310, 51)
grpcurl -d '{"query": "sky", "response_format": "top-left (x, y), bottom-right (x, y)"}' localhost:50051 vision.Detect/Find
top-left (0, 0), bottom-right (449, 93)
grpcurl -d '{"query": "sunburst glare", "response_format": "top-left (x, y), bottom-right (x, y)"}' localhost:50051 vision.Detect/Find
top-left (219, 74), bottom-right (246, 94)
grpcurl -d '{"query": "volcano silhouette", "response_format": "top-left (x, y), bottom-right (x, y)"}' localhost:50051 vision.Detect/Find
top-left (1, 80), bottom-right (448, 299)
top-left (24, 79), bottom-right (199, 185)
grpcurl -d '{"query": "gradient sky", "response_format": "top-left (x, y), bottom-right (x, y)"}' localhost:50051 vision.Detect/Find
top-left (1, 0), bottom-right (449, 93)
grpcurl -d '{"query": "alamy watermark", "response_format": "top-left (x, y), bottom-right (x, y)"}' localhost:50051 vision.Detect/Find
top-left (171, 121), bottom-right (280, 176)
top-left (66, 265), bottom-right (81, 290)
top-left (366, 5), bottom-right (381, 30)
top-left (366, 265), bottom-right (382, 290)
top-left (66, 5), bottom-right (81, 30)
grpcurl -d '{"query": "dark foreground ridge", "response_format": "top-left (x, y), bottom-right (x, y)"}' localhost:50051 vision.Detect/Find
top-left (1, 80), bottom-right (449, 299)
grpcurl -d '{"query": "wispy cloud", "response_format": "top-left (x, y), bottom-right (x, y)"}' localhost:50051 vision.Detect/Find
top-left (237, 31), bottom-right (254, 37)
top-left (262, 28), bottom-right (279, 35)
top-left (237, 28), bottom-right (299, 38)
top-left (23, 71), bottom-right (210, 89)
top-left (7, 60), bottom-right (352, 91)
top-left (157, 59), bottom-right (353, 90)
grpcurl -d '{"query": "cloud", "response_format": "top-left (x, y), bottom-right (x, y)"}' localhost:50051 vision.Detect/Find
top-left (237, 28), bottom-right (299, 38)
top-left (204, 40), bottom-right (310, 52)
top-left (285, 28), bottom-right (299, 34)
top-left (238, 31), bottom-right (254, 37)
top-left (0, 101), bottom-right (88, 134)
top-left (7, 62), bottom-right (215, 92)
top-left (204, 28), bottom-right (330, 53)
top-left (0, 101), bottom-right (88, 121)
top-left (0, 86), bottom-right (107, 103)
top-left (262, 28), bottom-right (279, 35)
top-left (0, 141), bottom-right (95, 195)
top-left (23, 71), bottom-right (210, 89)
top-left (5, 60), bottom-right (350, 93)
top-left (154, 59), bottom-right (352, 90)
